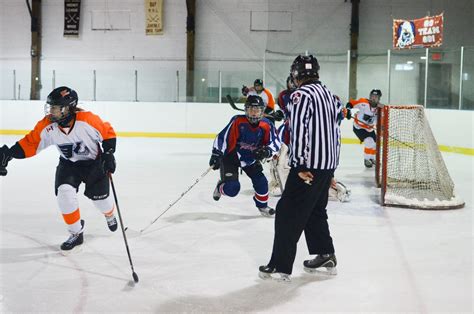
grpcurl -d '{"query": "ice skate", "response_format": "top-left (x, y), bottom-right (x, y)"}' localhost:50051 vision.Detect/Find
top-left (213, 181), bottom-right (223, 201)
top-left (258, 265), bottom-right (291, 282)
top-left (60, 220), bottom-right (85, 252)
top-left (364, 159), bottom-right (373, 168)
top-left (303, 254), bottom-right (337, 275)
top-left (258, 206), bottom-right (275, 217)
top-left (106, 214), bottom-right (118, 232)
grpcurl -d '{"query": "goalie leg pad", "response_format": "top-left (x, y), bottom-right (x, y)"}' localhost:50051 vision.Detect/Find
top-left (329, 181), bottom-right (351, 202)
top-left (335, 182), bottom-right (351, 202)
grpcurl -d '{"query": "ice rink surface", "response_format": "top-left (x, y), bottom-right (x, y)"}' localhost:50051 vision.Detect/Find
top-left (0, 135), bottom-right (472, 313)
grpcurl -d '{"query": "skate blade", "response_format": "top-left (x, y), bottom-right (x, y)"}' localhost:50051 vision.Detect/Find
top-left (259, 271), bottom-right (272, 280)
top-left (258, 209), bottom-right (275, 218)
top-left (60, 244), bottom-right (84, 256)
top-left (303, 266), bottom-right (337, 276)
top-left (258, 271), bottom-right (291, 283)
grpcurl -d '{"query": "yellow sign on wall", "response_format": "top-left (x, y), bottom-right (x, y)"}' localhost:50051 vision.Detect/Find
top-left (145, 0), bottom-right (163, 35)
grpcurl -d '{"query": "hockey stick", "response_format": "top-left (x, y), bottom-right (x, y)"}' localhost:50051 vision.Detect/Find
top-left (108, 173), bottom-right (139, 283)
top-left (226, 94), bottom-right (284, 121)
top-left (139, 166), bottom-right (213, 234)
top-left (226, 94), bottom-right (245, 111)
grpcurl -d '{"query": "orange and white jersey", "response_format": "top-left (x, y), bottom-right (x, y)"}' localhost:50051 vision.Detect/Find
top-left (18, 111), bottom-right (116, 162)
top-left (348, 98), bottom-right (377, 131)
top-left (247, 88), bottom-right (275, 110)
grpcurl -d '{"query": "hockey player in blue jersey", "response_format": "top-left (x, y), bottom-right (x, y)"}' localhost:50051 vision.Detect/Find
top-left (209, 95), bottom-right (281, 217)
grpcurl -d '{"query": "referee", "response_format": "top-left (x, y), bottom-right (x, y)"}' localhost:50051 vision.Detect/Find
top-left (259, 55), bottom-right (342, 282)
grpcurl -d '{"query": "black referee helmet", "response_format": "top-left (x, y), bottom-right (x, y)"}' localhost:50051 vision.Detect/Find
top-left (290, 55), bottom-right (320, 81)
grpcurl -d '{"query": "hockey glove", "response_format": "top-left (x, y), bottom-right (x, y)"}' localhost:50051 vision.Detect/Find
top-left (0, 145), bottom-right (12, 176)
top-left (344, 103), bottom-right (353, 120)
top-left (209, 149), bottom-right (223, 170)
top-left (343, 108), bottom-right (352, 120)
top-left (273, 110), bottom-right (285, 122)
top-left (102, 149), bottom-right (116, 174)
top-left (241, 85), bottom-right (249, 96)
top-left (253, 147), bottom-right (272, 161)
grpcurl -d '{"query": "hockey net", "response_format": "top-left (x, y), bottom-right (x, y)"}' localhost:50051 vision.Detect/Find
top-left (376, 105), bottom-right (464, 209)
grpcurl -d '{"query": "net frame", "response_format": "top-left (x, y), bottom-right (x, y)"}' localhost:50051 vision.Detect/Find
top-left (376, 104), bottom-right (464, 210)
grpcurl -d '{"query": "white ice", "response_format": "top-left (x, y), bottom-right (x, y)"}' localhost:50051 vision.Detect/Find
top-left (0, 136), bottom-right (472, 313)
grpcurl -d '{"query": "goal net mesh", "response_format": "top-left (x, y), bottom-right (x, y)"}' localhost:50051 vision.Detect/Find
top-left (377, 105), bottom-right (464, 209)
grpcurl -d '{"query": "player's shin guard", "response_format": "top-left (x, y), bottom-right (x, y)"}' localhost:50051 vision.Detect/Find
top-left (57, 184), bottom-right (82, 234)
top-left (253, 192), bottom-right (269, 208)
top-left (251, 172), bottom-right (269, 207)
top-left (251, 173), bottom-right (274, 216)
top-left (93, 197), bottom-right (117, 232)
top-left (363, 137), bottom-right (376, 165)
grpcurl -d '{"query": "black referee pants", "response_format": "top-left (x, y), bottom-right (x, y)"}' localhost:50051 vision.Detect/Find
top-left (267, 168), bottom-right (335, 275)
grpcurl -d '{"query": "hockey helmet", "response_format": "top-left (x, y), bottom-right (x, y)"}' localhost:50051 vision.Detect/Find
top-left (290, 55), bottom-right (320, 82)
top-left (369, 89), bottom-right (382, 107)
top-left (370, 89), bottom-right (382, 97)
top-left (245, 95), bottom-right (265, 124)
top-left (45, 86), bottom-right (78, 123)
top-left (254, 79), bottom-right (264, 92)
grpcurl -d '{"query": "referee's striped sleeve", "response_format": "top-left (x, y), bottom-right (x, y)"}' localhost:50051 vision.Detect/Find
top-left (289, 91), bottom-right (312, 170)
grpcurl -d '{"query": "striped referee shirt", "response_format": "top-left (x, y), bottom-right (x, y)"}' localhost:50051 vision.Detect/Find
top-left (287, 80), bottom-right (342, 170)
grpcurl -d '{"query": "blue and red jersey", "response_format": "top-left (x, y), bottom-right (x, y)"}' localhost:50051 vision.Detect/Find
top-left (277, 121), bottom-right (290, 146)
top-left (212, 115), bottom-right (281, 167)
top-left (277, 89), bottom-right (293, 116)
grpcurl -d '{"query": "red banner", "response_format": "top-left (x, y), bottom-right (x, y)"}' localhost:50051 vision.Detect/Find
top-left (393, 13), bottom-right (443, 49)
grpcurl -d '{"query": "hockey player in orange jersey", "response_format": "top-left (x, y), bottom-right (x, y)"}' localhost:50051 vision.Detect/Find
top-left (241, 79), bottom-right (276, 116)
top-left (0, 86), bottom-right (118, 251)
top-left (345, 89), bottom-right (382, 168)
